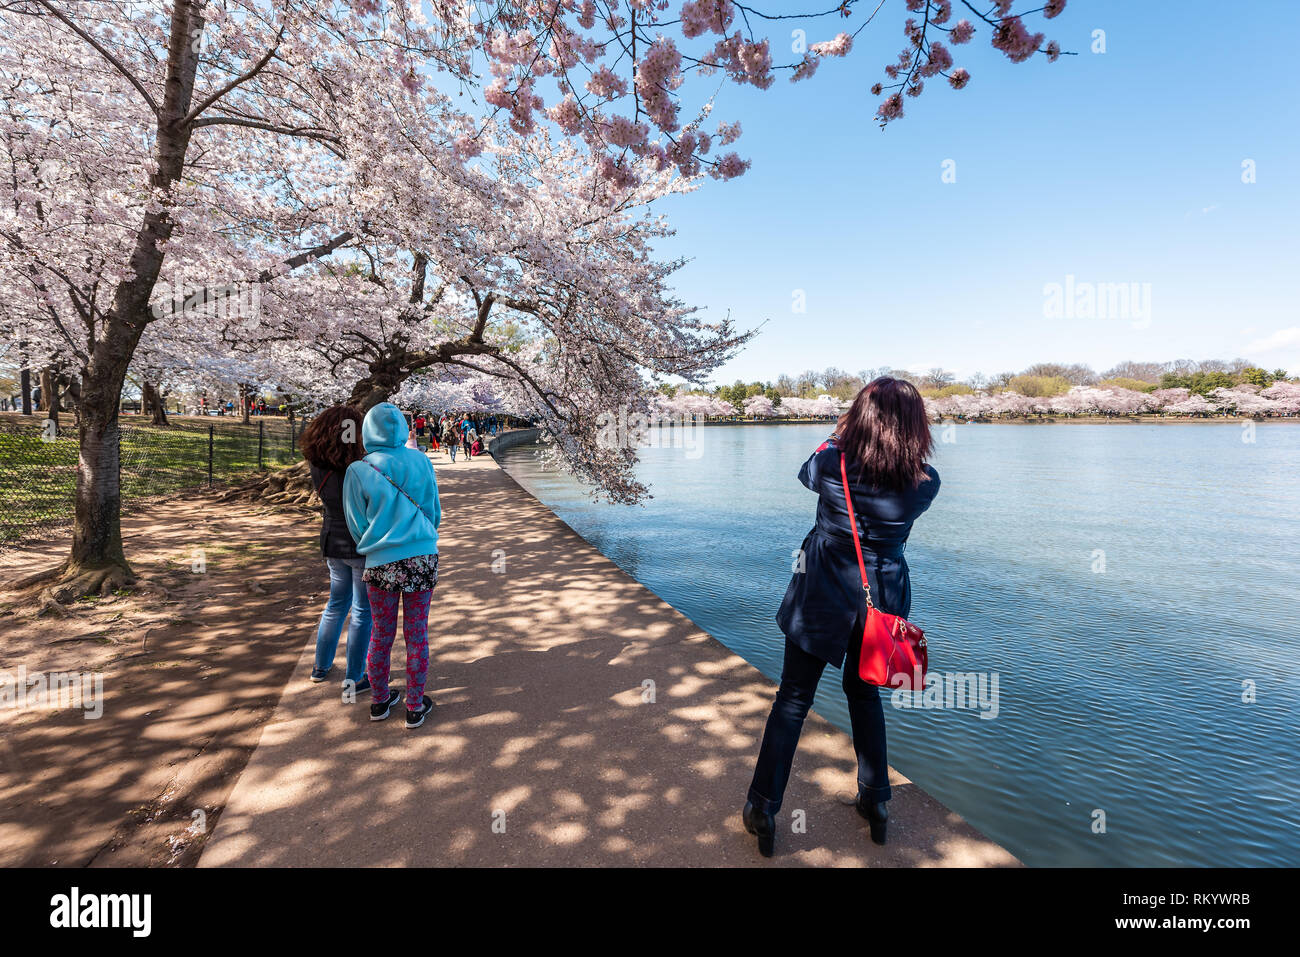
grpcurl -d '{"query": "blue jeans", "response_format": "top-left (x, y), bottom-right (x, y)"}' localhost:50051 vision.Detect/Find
top-left (448, 444), bottom-right (457, 461)
top-left (747, 628), bottom-right (891, 815)
top-left (314, 557), bottom-right (372, 682)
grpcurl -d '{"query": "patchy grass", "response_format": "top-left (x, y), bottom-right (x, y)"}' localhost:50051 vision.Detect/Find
top-left (0, 416), bottom-right (299, 547)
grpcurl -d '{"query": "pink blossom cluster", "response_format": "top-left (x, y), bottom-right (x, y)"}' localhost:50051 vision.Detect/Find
top-left (949, 19), bottom-right (975, 44)
top-left (872, 1), bottom-right (1064, 124)
top-left (877, 93), bottom-right (905, 122)
top-left (791, 31), bottom-right (853, 83)
top-left (548, 96), bottom-right (584, 134)
top-left (991, 17), bottom-right (1045, 64)
top-left (707, 33), bottom-right (774, 91)
top-left (486, 29), bottom-right (538, 67)
top-left (715, 121), bottom-right (742, 145)
top-left (920, 41), bottom-right (952, 77)
top-left (635, 36), bottom-right (684, 131)
top-left (711, 152), bottom-right (749, 180)
top-left (601, 115), bottom-right (651, 149)
top-left (791, 54), bottom-right (820, 83)
top-left (485, 77), bottom-right (545, 134)
top-left (680, 0), bottom-right (734, 39)
top-left (811, 32), bottom-right (853, 58)
top-left (586, 65), bottom-right (628, 100)
top-left (460, 0), bottom-right (1073, 185)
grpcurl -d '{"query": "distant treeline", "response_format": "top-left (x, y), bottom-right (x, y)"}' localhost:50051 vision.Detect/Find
top-left (671, 359), bottom-right (1294, 407)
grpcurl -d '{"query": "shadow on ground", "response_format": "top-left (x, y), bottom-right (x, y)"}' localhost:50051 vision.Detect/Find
top-left (201, 457), bottom-right (1018, 868)
top-left (0, 496), bottom-right (324, 866)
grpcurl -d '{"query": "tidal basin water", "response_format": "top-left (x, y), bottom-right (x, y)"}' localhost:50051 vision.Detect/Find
top-left (499, 423), bottom-right (1300, 867)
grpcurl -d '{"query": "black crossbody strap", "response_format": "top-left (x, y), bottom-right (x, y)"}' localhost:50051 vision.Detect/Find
top-left (367, 462), bottom-right (436, 533)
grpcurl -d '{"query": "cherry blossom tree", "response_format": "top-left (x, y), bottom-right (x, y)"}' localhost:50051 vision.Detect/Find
top-left (1164, 394), bottom-right (1217, 417)
top-left (0, 0), bottom-right (1073, 599)
top-left (1261, 381), bottom-right (1300, 415)
top-left (775, 395), bottom-right (839, 418)
top-left (1209, 386), bottom-right (1278, 418)
top-left (0, 0), bottom-right (496, 597)
top-left (1148, 387), bottom-right (1191, 411)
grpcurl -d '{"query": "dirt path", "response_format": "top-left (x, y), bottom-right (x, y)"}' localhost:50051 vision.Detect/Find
top-left (0, 496), bottom-right (324, 866)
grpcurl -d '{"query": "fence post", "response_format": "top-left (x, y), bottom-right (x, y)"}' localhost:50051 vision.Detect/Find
top-left (208, 425), bottom-right (214, 488)
top-left (258, 419), bottom-right (264, 470)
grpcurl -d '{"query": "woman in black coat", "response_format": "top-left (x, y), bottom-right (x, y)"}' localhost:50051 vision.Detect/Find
top-left (744, 377), bottom-right (941, 856)
top-left (300, 405), bottom-right (373, 693)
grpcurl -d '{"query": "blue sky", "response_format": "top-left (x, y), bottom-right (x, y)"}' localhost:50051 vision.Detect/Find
top-left (650, 0), bottom-right (1300, 386)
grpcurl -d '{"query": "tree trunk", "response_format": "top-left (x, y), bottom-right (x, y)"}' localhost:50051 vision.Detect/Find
top-left (46, 328), bottom-right (144, 602)
top-left (142, 379), bottom-right (169, 425)
top-left (38, 1), bottom-right (204, 602)
top-left (347, 371), bottom-right (404, 413)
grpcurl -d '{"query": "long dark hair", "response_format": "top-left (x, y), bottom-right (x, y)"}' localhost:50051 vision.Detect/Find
top-left (299, 405), bottom-right (365, 472)
top-left (838, 377), bottom-right (933, 491)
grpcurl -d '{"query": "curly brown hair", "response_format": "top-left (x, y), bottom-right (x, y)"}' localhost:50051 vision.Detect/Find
top-left (299, 405), bottom-right (365, 472)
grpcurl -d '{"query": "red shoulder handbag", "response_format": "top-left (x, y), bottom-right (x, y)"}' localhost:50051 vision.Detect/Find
top-left (839, 453), bottom-right (928, 691)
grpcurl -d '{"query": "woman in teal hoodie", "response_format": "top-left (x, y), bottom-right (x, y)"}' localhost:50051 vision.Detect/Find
top-left (343, 403), bottom-right (442, 729)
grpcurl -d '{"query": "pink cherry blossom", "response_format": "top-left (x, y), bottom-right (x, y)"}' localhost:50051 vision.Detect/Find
top-left (950, 19), bottom-right (975, 44)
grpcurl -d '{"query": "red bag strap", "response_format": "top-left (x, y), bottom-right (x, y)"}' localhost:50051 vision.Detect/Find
top-left (315, 469), bottom-right (332, 497)
top-left (839, 452), bottom-right (874, 610)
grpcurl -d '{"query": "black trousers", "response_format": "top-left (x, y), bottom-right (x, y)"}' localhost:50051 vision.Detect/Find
top-left (747, 627), bottom-right (891, 815)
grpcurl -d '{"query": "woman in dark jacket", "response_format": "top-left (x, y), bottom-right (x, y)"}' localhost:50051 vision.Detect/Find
top-left (744, 377), bottom-right (941, 856)
top-left (301, 405), bottom-right (373, 693)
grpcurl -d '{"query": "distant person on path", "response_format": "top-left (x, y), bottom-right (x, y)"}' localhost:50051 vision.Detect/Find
top-left (414, 413), bottom-right (426, 440)
top-left (343, 402), bottom-right (441, 729)
top-left (442, 418), bottom-right (459, 462)
top-left (300, 406), bottom-right (373, 695)
top-left (743, 377), bottom-right (941, 857)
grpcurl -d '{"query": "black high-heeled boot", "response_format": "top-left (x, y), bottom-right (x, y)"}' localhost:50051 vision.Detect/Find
top-left (742, 801), bottom-right (776, 858)
top-left (856, 792), bottom-right (888, 845)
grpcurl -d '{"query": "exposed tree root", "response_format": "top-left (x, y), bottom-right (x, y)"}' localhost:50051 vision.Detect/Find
top-left (215, 460), bottom-right (317, 509)
top-left (49, 563), bottom-right (136, 605)
top-left (19, 559), bottom-right (138, 609)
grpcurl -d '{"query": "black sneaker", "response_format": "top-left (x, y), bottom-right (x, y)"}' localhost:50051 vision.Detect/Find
top-left (310, 667), bottom-right (330, 683)
top-left (370, 688), bottom-right (402, 721)
top-left (405, 695), bottom-right (434, 729)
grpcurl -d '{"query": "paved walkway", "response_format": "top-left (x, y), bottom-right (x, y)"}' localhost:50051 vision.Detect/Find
top-left (200, 444), bottom-right (1017, 867)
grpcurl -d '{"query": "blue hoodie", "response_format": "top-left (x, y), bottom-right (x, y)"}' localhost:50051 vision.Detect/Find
top-left (342, 403), bottom-right (441, 568)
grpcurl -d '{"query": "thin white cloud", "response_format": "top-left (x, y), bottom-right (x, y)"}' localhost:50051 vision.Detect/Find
top-left (1244, 327), bottom-right (1300, 354)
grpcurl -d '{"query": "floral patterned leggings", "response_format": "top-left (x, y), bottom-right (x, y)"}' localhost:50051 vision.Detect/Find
top-left (365, 587), bottom-right (433, 710)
